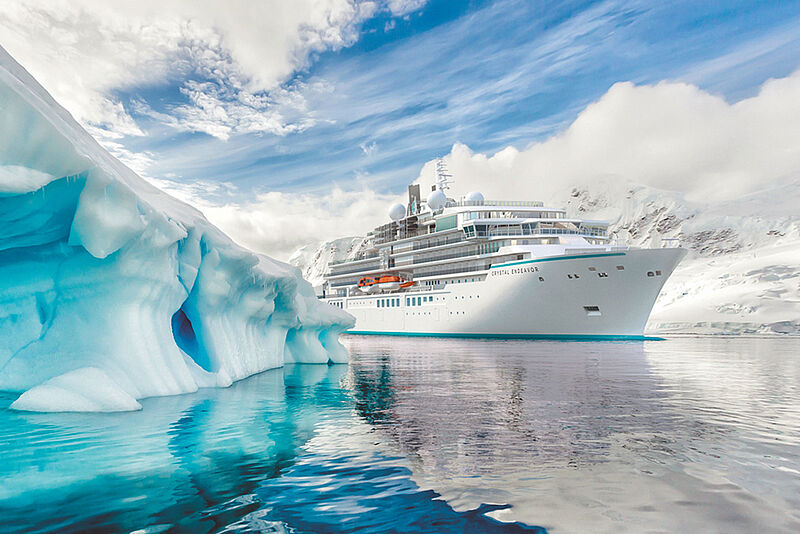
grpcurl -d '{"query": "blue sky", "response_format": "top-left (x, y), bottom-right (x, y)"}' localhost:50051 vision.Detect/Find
top-left (114, 0), bottom-right (800, 196)
top-left (2, 0), bottom-right (800, 256)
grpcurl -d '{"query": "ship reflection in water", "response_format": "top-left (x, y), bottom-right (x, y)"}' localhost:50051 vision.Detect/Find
top-left (343, 335), bottom-right (800, 532)
top-left (1, 337), bottom-right (799, 533)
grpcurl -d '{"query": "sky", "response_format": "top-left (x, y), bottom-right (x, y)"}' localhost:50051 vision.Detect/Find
top-left (2, 0), bottom-right (800, 259)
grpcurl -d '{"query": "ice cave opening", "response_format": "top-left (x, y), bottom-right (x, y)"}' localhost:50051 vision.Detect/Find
top-left (171, 307), bottom-right (211, 372)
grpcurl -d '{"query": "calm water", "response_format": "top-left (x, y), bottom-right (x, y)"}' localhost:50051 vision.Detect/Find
top-left (1, 336), bottom-right (799, 533)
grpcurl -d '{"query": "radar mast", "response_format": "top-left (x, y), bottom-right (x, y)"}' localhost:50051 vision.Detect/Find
top-left (434, 159), bottom-right (453, 192)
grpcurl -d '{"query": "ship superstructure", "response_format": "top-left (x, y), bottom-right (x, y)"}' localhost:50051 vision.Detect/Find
top-left (321, 163), bottom-right (685, 338)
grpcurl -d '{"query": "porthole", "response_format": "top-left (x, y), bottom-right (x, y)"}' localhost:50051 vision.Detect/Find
top-left (584, 305), bottom-right (601, 317)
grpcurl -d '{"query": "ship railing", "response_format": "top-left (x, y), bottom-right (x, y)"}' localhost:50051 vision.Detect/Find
top-left (326, 262), bottom-right (382, 276)
top-left (411, 235), bottom-right (465, 250)
top-left (396, 285), bottom-right (438, 293)
top-left (661, 238), bottom-right (681, 248)
top-left (411, 247), bottom-right (479, 265)
top-left (451, 199), bottom-right (545, 207)
top-left (329, 281), bottom-right (356, 288)
top-left (468, 228), bottom-right (607, 238)
top-left (329, 252), bottom-right (379, 267)
top-left (333, 260), bottom-right (515, 296)
top-left (413, 263), bottom-right (492, 278)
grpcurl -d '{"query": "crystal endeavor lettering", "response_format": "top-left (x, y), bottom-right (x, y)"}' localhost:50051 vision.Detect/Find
top-left (491, 266), bottom-right (540, 277)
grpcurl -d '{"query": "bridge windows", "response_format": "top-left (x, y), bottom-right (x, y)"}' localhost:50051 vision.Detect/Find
top-left (584, 305), bottom-right (601, 317)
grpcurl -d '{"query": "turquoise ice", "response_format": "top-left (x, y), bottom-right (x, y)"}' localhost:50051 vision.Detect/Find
top-left (0, 46), bottom-right (353, 413)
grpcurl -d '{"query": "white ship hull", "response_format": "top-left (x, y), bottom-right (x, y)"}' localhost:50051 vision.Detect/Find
top-left (323, 248), bottom-right (686, 339)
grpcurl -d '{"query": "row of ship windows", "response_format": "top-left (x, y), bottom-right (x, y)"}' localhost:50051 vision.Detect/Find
top-left (407, 296), bottom-right (433, 306)
top-left (373, 293), bottom-right (492, 308)
top-left (375, 296), bottom-right (436, 308)
top-left (424, 277), bottom-right (481, 286)
top-left (477, 242), bottom-right (503, 254)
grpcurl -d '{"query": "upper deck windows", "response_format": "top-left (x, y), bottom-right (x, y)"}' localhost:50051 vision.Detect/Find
top-left (461, 209), bottom-right (565, 221)
top-left (463, 221), bottom-right (607, 239)
top-left (453, 199), bottom-right (544, 208)
top-left (435, 214), bottom-right (458, 232)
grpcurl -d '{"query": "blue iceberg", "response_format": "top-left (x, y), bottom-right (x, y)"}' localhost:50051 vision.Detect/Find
top-left (0, 46), bottom-right (353, 412)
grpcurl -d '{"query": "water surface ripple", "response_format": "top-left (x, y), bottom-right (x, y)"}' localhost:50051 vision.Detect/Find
top-left (1, 336), bottom-right (798, 533)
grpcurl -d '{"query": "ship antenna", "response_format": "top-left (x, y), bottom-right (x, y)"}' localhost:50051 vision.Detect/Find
top-left (435, 159), bottom-right (453, 192)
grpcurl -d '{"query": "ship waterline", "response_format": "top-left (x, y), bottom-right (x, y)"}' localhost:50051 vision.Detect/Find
top-left (321, 165), bottom-right (686, 338)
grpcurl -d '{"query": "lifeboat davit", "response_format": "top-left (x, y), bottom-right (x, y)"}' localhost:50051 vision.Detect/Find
top-left (357, 276), bottom-right (378, 293)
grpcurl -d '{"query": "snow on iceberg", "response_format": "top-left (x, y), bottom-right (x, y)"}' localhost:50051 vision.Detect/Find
top-left (0, 46), bottom-right (354, 412)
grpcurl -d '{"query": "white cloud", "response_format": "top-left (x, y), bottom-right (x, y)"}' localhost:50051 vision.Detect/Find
top-left (386, 0), bottom-right (428, 17)
top-left (360, 141), bottom-right (378, 155)
top-left (143, 67), bottom-right (800, 261)
top-left (144, 176), bottom-right (402, 260)
top-left (98, 139), bottom-right (157, 178)
top-left (0, 0), bottom-right (379, 141)
top-left (414, 71), bottom-right (800, 204)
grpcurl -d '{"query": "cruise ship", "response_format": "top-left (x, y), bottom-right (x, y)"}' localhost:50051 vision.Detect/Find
top-left (321, 163), bottom-right (686, 338)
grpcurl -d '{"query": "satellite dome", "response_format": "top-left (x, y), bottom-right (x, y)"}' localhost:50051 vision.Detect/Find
top-left (389, 202), bottom-right (406, 221)
top-left (465, 191), bottom-right (484, 203)
top-left (427, 189), bottom-right (447, 211)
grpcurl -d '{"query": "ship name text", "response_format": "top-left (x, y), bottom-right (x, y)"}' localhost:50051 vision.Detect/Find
top-left (490, 265), bottom-right (539, 277)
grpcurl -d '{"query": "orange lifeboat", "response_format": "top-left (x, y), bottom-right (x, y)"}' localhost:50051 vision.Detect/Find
top-left (359, 274), bottom-right (413, 293)
top-left (357, 276), bottom-right (378, 293)
top-left (376, 275), bottom-right (401, 291)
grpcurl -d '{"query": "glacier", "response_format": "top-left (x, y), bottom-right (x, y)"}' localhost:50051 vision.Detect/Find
top-left (561, 182), bottom-right (800, 335)
top-left (0, 46), bottom-right (354, 413)
top-left (289, 236), bottom-right (368, 291)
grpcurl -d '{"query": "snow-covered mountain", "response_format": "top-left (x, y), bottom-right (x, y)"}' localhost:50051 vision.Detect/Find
top-left (563, 180), bottom-right (800, 334)
top-left (0, 46), bottom-right (353, 413)
top-left (290, 236), bottom-right (368, 290)
top-left (291, 180), bottom-right (800, 335)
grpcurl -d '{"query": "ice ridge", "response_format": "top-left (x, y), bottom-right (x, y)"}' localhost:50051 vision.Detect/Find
top-left (0, 46), bottom-right (353, 412)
